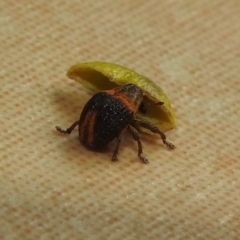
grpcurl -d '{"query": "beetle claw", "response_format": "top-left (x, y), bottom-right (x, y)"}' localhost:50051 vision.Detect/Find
top-left (111, 156), bottom-right (118, 162)
top-left (139, 154), bottom-right (149, 164)
top-left (55, 126), bottom-right (69, 134)
top-left (164, 141), bottom-right (175, 149)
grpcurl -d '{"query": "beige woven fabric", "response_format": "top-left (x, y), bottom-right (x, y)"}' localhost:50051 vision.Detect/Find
top-left (1, 1), bottom-right (240, 239)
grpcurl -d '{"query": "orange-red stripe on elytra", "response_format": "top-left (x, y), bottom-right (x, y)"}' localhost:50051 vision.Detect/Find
top-left (80, 110), bottom-right (96, 145)
top-left (106, 89), bottom-right (116, 95)
top-left (105, 90), bottom-right (137, 112)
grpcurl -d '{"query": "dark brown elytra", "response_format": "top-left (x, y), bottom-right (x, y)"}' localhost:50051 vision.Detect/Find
top-left (56, 84), bottom-right (175, 163)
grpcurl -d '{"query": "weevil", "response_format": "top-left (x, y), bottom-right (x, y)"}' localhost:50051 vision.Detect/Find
top-left (56, 84), bottom-right (175, 163)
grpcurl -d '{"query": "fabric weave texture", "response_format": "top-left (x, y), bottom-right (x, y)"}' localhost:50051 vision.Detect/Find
top-left (0, 1), bottom-right (240, 239)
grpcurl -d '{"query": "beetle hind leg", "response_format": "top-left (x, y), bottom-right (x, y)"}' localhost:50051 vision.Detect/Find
top-left (55, 121), bottom-right (79, 135)
top-left (112, 136), bottom-right (123, 162)
top-left (128, 125), bottom-right (149, 164)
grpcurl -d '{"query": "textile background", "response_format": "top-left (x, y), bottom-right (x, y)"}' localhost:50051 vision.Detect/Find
top-left (1, 1), bottom-right (240, 239)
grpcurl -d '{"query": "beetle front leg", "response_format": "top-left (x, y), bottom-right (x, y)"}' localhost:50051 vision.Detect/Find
top-left (128, 125), bottom-right (149, 164)
top-left (133, 118), bottom-right (175, 149)
top-left (55, 121), bottom-right (79, 134)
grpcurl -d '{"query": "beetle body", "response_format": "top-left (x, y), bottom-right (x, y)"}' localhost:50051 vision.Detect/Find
top-left (79, 84), bottom-right (143, 149)
top-left (56, 84), bottom-right (175, 163)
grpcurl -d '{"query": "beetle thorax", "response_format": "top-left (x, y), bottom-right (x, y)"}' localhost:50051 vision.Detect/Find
top-left (114, 84), bottom-right (143, 112)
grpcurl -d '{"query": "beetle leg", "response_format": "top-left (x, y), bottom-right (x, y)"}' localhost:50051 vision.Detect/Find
top-left (128, 125), bottom-right (149, 164)
top-left (112, 136), bottom-right (123, 162)
top-left (133, 118), bottom-right (175, 149)
top-left (55, 121), bottom-right (79, 135)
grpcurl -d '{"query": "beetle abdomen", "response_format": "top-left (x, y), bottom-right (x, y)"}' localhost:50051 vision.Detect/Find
top-left (79, 92), bottom-right (134, 149)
